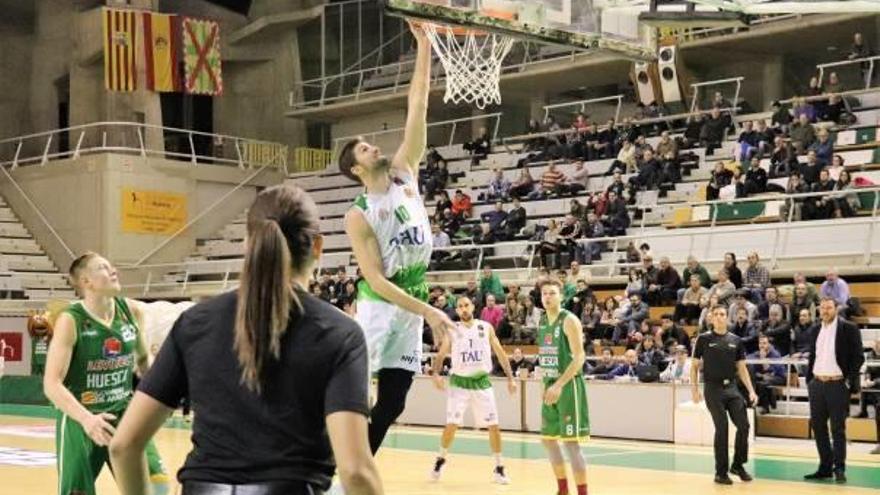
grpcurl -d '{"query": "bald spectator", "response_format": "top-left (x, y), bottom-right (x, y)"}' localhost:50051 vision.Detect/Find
top-left (757, 286), bottom-right (789, 323)
top-left (681, 256), bottom-right (712, 295)
top-left (762, 304), bottom-right (792, 356)
top-left (708, 269), bottom-right (737, 306)
top-left (600, 349), bottom-right (639, 379)
top-left (744, 252), bottom-right (771, 303)
top-left (819, 268), bottom-right (850, 308)
top-left (502, 348), bottom-right (534, 378)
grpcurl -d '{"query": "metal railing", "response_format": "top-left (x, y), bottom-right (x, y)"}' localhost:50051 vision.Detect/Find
top-left (331, 112), bottom-right (504, 158)
top-left (688, 76), bottom-right (745, 119)
top-left (817, 55), bottom-right (880, 91)
top-left (116, 193), bottom-right (880, 297)
top-left (0, 122), bottom-right (289, 173)
top-left (292, 147), bottom-right (332, 174)
top-left (543, 95), bottom-right (624, 124)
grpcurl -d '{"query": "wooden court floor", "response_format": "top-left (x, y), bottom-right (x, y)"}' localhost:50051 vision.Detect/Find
top-left (2, 406), bottom-right (879, 494)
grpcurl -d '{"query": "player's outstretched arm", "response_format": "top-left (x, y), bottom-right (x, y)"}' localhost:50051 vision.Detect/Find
top-left (345, 209), bottom-right (453, 342)
top-left (392, 22), bottom-right (431, 179)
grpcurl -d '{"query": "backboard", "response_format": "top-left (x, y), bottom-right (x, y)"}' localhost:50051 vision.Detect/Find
top-left (383, 0), bottom-right (657, 61)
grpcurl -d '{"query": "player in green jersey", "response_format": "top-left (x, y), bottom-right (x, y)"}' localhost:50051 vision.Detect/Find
top-left (537, 277), bottom-right (590, 495)
top-left (43, 252), bottom-right (168, 495)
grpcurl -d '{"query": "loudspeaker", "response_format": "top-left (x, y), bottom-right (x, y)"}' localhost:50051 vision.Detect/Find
top-left (658, 44), bottom-right (683, 104)
top-left (633, 62), bottom-right (660, 106)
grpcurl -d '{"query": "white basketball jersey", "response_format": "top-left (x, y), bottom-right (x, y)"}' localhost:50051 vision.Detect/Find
top-left (352, 171), bottom-right (432, 287)
top-left (450, 319), bottom-right (494, 377)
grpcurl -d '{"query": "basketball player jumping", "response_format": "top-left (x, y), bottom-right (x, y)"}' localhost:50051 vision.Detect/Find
top-left (341, 22), bottom-right (455, 454)
top-left (429, 295), bottom-right (517, 484)
top-left (537, 277), bottom-right (590, 495)
top-left (42, 252), bottom-right (168, 495)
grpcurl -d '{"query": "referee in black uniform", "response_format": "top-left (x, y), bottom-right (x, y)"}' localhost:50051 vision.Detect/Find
top-left (108, 185), bottom-right (383, 495)
top-left (691, 305), bottom-right (759, 485)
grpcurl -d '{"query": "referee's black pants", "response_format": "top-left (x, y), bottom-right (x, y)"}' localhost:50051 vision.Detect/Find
top-left (808, 378), bottom-right (850, 474)
top-left (705, 382), bottom-right (750, 476)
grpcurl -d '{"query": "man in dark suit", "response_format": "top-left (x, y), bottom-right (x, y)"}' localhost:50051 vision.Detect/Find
top-left (804, 297), bottom-right (865, 483)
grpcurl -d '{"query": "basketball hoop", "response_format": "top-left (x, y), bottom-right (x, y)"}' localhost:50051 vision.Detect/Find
top-left (419, 3), bottom-right (518, 109)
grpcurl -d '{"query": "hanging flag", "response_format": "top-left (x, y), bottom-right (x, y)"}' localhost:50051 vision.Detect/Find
top-left (143, 12), bottom-right (181, 92)
top-left (182, 17), bottom-right (223, 96)
top-left (103, 8), bottom-right (137, 92)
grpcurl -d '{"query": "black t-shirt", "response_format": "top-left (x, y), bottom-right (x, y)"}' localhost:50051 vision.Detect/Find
top-left (693, 330), bottom-right (746, 384)
top-left (138, 290), bottom-right (369, 489)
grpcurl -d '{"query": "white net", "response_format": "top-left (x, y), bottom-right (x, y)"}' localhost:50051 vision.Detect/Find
top-left (422, 23), bottom-right (515, 109)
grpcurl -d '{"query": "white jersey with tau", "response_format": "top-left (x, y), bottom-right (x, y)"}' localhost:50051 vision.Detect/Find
top-left (353, 170), bottom-right (432, 302)
top-left (450, 319), bottom-right (494, 377)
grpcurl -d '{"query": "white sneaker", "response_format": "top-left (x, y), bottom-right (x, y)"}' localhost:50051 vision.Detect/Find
top-left (493, 465), bottom-right (510, 484)
top-left (429, 457), bottom-right (446, 481)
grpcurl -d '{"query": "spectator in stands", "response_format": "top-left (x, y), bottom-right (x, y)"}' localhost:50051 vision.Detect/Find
top-left (599, 349), bottom-right (639, 379)
top-left (658, 314), bottom-right (691, 352)
top-left (567, 278), bottom-right (593, 320)
top-left (640, 255), bottom-right (659, 293)
top-left (588, 347), bottom-right (617, 376)
top-left (810, 128), bottom-right (834, 168)
top-left (504, 196), bottom-right (527, 238)
top-left (648, 256), bottom-right (682, 305)
top-left (602, 190), bottom-right (630, 236)
top-left (582, 212), bottom-right (605, 264)
top-left (820, 268), bottom-right (850, 309)
top-left (675, 275), bottom-right (708, 325)
top-left (463, 126), bottom-right (491, 166)
top-left (822, 94), bottom-right (846, 124)
top-left (790, 307), bottom-right (815, 361)
top-left (509, 168), bottom-right (536, 198)
top-left (606, 171), bottom-right (627, 197)
top-left (613, 293), bottom-right (649, 344)
top-left (538, 219), bottom-right (562, 269)
top-left (599, 119), bottom-right (619, 158)
top-left (558, 215), bottom-right (582, 263)
top-left (569, 198), bottom-right (587, 222)
top-left (479, 294), bottom-right (504, 330)
top-left (336, 280), bottom-right (357, 311)
top-left (632, 148), bottom-right (661, 191)
top-left (487, 170), bottom-right (511, 201)
top-left (633, 135), bottom-right (650, 162)
top-left (584, 123), bottom-right (607, 161)
top-left (660, 345), bottom-right (691, 383)
top-left (763, 304), bottom-right (792, 356)
top-left (736, 120), bottom-right (759, 163)
top-left (728, 289), bottom-right (758, 324)
top-left (505, 348), bottom-right (534, 377)
top-left (500, 295), bottom-right (526, 343)
top-left (609, 139), bottom-right (637, 175)
top-left (568, 160), bottom-right (590, 194)
top-left (682, 255), bottom-right (712, 291)
top-left (522, 296), bottom-right (542, 341)
top-left (479, 265), bottom-right (505, 303)
top-left (743, 157), bottom-right (768, 196)
top-left (771, 101), bottom-right (793, 132)
top-left (792, 97), bottom-right (816, 123)
top-left (440, 208), bottom-right (461, 238)
top-left (525, 119), bottom-right (545, 152)
top-left (451, 189), bottom-right (473, 219)
top-left (701, 107), bottom-right (729, 155)
top-left (708, 268), bottom-right (737, 306)
top-left (681, 113), bottom-right (704, 150)
top-left (424, 158), bottom-right (449, 201)
top-left (748, 334), bottom-right (787, 414)
top-left (769, 135), bottom-right (796, 178)
top-left (597, 297), bottom-right (621, 342)
top-left (638, 336), bottom-right (666, 370)
top-left (848, 32), bottom-right (873, 81)
top-left (724, 253), bottom-right (743, 289)
top-left (425, 144), bottom-right (446, 170)
top-left (730, 306), bottom-right (759, 354)
top-left (804, 168), bottom-right (836, 220)
top-left (581, 300), bottom-right (602, 349)
top-left (481, 201), bottom-right (508, 239)
top-left (430, 223), bottom-right (451, 266)
top-left (790, 283), bottom-right (818, 324)
top-left (433, 294), bottom-right (458, 322)
top-left (828, 154), bottom-right (845, 181)
top-left (706, 162), bottom-right (733, 201)
top-left (790, 113), bottom-right (816, 154)
top-left (754, 119), bottom-right (775, 156)
top-left (625, 268), bottom-right (645, 299)
top-left (780, 172), bottom-right (807, 221)
top-left (541, 161), bottom-right (567, 196)
top-left (833, 170), bottom-right (860, 218)
top-left (807, 76), bottom-right (823, 97)
top-left (434, 190), bottom-right (453, 221)
top-left (743, 252), bottom-right (771, 303)
top-left (464, 279), bottom-right (483, 315)
top-left (757, 286), bottom-right (789, 323)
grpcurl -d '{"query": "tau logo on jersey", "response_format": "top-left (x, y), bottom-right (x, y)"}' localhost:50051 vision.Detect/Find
top-left (388, 226), bottom-right (425, 248)
top-left (102, 337), bottom-right (122, 358)
top-left (459, 350), bottom-right (484, 363)
top-left (120, 324), bottom-right (137, 343)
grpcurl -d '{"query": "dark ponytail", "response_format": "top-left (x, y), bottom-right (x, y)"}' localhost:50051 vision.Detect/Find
top-left (234, 185), bottom-right (319, 393)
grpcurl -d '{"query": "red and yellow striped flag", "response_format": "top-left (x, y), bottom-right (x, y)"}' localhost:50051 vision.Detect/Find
top-left (103, 8), bottom-right (137, 92)
top-left (143, 12), bottom-right (181, 92)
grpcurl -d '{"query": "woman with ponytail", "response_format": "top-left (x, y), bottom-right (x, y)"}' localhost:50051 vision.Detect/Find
top-left (110, 185), bottom-right (381, 495)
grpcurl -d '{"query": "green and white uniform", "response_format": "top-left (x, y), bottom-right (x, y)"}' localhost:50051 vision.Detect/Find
top-left (537, 309), bottom-right (590, 441)
top-left (353, 172), bottom-right (432, 373)
top-left (446, 319), bottom-right (499, 427)
top-left (55, 297), bottom-right (167, 495)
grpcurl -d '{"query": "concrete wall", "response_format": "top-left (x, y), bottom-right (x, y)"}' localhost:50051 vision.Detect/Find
top-left (0, 153), bottom-right (283, 270)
